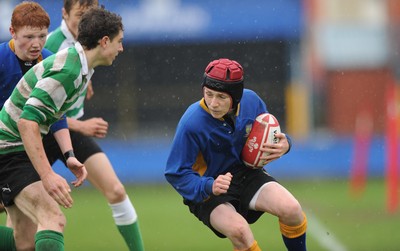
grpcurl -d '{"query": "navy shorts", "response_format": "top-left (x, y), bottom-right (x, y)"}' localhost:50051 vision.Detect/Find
top-left (0, 151), bottom-right (40, 207)
top-left (183, 167), bottom-right (277, 238)
top-left (43, 130), bottom-right (102, 165)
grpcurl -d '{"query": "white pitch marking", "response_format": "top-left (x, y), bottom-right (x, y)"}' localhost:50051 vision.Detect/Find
top-left (306, 210), bottom-right (348, 251)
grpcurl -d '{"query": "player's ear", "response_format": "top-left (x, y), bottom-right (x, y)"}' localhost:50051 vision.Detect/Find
top-left (9, 26), bottom-right (16, 38)
top-left (99, 36), bottom-right (110, 48)
top-left (61, 7), bottom-right (68, 19)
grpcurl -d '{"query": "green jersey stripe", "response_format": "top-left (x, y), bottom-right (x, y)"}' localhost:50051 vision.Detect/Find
top-left (45, 20), bottom-right (87, 120)
top-left (0, 43), bottom-right (93, 153)
top-left (0, 113), bottom-right (18, 137)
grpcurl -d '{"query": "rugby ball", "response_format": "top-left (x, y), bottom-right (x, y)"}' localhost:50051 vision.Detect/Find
top-left (241, 113), bottom-right (281, 169)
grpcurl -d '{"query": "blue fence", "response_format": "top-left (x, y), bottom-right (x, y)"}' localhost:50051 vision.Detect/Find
top-left (54, 136), bottom-right (388, 185)
top-left (1, 0), bottom-right (303, 43)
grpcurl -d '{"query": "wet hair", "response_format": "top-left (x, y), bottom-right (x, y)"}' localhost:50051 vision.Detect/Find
top-left (63, 0), bottom-right (99, 14)
top-left (11, 1), bottom-right (50, 32)
top-left (77, 7), bottom-right (123, 50)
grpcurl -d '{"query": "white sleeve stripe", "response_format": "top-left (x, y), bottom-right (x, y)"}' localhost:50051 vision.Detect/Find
top-left (17, 79), bottom-right (32, 99)
top-left (4, 99), bottom-right (23, 125)
top-left (0, 140), bottom-right (23, 149)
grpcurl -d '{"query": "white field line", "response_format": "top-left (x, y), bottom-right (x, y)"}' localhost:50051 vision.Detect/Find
top-left (306, 211), bottom-right (348, 251)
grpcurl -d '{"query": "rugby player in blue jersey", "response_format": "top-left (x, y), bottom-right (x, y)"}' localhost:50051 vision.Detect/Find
top-left (165, 58), bottom-right (307, 251)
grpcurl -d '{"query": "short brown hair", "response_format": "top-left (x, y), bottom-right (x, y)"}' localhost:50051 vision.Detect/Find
top-left (63, 0), bottom-right (99, 14)
top-left (11, 1), bottom-right (50, 32)
top-left (77, 7), bottom-right (123, 50)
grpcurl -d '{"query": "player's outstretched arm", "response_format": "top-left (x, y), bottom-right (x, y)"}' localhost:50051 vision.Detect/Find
top-left (18, 119), bottom-right (74, 208)
top-left (67, 117), bottom-right (108, 138)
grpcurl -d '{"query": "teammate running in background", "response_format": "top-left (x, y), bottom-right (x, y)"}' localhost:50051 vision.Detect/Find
top-left (45, 1), bottom-right (145, 250)
top-left (165, 58), bottom-right (307, 251)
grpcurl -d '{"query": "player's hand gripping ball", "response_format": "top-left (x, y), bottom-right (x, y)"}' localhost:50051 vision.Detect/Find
top-left (241, 113), bottom-right (281, 169)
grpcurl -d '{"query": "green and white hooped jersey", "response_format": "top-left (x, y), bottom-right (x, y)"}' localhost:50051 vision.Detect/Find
top-left (0, 42), bottom-right (94, 154)
top-left (45, 20), bottom-right (86, 120)
top-left (46, 20), bottom-right (75, 53)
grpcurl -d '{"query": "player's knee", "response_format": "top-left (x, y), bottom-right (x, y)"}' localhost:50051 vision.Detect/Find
top-left (279, 199), bottom-right (303, 224)
top-left (106, 182), bottom-right (126, 203)
top-left (226, 221), bottom-right (252, 244)
top-left (58, 213), bottom-right (67, 230)
top-left (52, 211), bottom-right (67, 231)
top-left (40, 209), bottom-right (66, 232)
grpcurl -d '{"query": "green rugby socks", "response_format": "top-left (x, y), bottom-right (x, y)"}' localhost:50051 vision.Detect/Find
top-left (110, 196), bottom-right (145, 251)
top-left (35, 230), bottom-right (64, 251)
top-left (0, 225), bottom-right (16, 251)
top-left (117, 221), bottom-right (145, 251)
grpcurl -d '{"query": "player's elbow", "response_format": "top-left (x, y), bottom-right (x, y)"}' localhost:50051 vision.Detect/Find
top-left (164, 170), bottom-right (175, 185)
top-left (17, 118), bottom-right (34, 131)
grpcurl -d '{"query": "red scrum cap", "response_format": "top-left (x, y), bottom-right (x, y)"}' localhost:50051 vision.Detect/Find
top-left (202, 58), bottom-right (244, 111)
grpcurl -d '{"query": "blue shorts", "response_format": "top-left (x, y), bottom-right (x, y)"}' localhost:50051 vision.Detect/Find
top-left (183, 167), bottom-right (277, 238)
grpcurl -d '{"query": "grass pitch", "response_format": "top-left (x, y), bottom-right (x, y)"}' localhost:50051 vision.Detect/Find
top-left (1, 178), bottom-right (399, 250)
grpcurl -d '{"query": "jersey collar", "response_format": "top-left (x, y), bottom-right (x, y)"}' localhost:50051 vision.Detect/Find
top-left (60, 19), bottom-right (76, 43)
top-left (74, 42), bottom-right (94, 78)
top-left (8, 39), bottom-right (44, 62)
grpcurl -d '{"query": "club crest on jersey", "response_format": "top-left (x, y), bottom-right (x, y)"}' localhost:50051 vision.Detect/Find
top-left (244, 123), bottom-right (253, 138)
